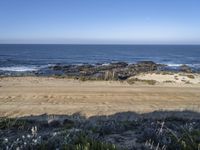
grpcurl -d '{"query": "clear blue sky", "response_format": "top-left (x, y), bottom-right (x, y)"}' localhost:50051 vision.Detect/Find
top-left (0, 0), bottom-right (200, 44)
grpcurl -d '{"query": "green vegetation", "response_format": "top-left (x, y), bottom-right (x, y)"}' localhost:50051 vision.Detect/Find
top-left (1, 112), bottom-right (200, 150)
top-left (53, 74), bottom-right (68, 78)
top-left (0, 117), bottom-right (28, 130)
top-left (167, 128), bottom-right (200, 150)
top-left (4, 133), bottom-right (118, 150)
top-left (61, 135), bottom-right (117, 150)
top-left (160, 71), bottom-right (175, 75)
top-left (186, 74), bottom-right (195, 79)
top-left (164, 80), bottom-right (175, 83)
top-left (78, 76), bottom-right (104, 81)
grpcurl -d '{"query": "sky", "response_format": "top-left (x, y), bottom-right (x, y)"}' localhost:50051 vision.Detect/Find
top-left (0, 0), bottom-right (200, 44)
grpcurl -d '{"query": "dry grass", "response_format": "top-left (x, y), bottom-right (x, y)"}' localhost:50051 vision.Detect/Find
top-left (187, 74), bottom-right (195, 79)
top-left (127, 78), bottom-right (157, 85)
top-left (163, 80), bottom-right (175, 83)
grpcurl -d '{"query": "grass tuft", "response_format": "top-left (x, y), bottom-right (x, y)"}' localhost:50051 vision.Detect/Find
top-left (127, 78), bottom-right (157, 85)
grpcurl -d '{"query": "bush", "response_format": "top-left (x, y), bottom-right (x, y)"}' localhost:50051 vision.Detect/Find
top-left (187, 75), bottom-right (195, 79)
top-left (0, 117), bottom-right (28, 130)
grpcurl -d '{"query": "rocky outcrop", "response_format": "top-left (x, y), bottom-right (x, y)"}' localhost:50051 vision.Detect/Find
top-left (135, 61), bottom-right (158, 72)
top-left (180, 64), bottom-right (192, 73)
top-left (49, 61), bottom-right (162, 80)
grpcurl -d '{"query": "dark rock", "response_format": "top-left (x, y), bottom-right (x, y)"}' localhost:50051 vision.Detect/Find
top-left (116, 69), bottom-right (131, 80)
top-left (110, 62), bottom-right (128, 68)
top-left (180, 64), bottom-right (192, 73)
top-left (63, 65), bottom-right (72, 69)
top-left (137, 61), bottom-right (156, 65)
top-left (51, 65), bottom-right (63, 71)
top-left (136, 61), bottom-right (158, 72)
top-left (117, 74), bottom-right (129, 80)
top-left (76, 64), bottom-right (94, 71)
top-left (47, 61), bottom-right (162, 81)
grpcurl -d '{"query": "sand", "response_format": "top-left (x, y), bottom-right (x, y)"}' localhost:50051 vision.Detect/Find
top-left (0, 74), bottom-right (200, 117)
top-left (134, 72), bottom-right (200, 84)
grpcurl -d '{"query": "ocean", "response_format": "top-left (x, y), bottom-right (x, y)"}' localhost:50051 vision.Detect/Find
top-left (0, 44), bottom-right (200, 74)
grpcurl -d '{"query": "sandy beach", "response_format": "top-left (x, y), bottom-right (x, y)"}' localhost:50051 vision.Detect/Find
top-left (0, 73), bottom-right (200, 117)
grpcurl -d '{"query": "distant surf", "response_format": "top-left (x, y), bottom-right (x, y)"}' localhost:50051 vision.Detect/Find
top-left (0, 66), bottom-right (38, 72)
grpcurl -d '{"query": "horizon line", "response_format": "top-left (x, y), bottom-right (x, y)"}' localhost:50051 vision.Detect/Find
top-left (1, 43), bottom-right (200, 45)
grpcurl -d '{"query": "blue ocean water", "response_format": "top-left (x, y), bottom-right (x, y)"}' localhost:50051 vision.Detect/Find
top-left (0, 44), bottom-right (200, 72)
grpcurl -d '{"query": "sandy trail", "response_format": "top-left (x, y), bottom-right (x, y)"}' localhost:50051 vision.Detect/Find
top-left (0, 77), bottom-right (200, 117)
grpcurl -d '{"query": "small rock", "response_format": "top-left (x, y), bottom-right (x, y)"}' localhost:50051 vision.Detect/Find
top-left (51, 65), bottom-right (63, 71)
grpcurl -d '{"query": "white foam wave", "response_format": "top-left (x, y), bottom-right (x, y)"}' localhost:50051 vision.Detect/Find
top-left (166, 64), bottom-right (182, 67)
top-left (166, 63), bottom-right (200, 68)
top-left (0, 66), bottom-right (38, 72)
top-left (0, 64), bottom-right (56, 72)
top-left (102, 63), bottom-right (110, 66)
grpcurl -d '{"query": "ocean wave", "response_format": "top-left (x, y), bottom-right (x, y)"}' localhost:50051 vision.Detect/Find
top-left (0, 66), bottom-right (38, 72)
top-left (166, 63), bottom-right (200, 68)
top-left (166, 64), bottom-right (183, 67)
top-left (0, 64), bottom-right (53, 72)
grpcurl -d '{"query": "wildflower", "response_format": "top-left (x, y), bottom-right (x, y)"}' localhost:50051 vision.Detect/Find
top-left (4, 138), bottom-right (8, 143)
top-left (53, 132), bottom-right (57, 136)
top-left (27, 134), bottom-right (31, 138)
top-left (31, 126), bottom-right (38, 136)
top-left (32, 139), bottom-right (38, 143)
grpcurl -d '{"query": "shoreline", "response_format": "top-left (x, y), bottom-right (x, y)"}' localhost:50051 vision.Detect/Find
top-left (1, 61), bottom-right (199, 78)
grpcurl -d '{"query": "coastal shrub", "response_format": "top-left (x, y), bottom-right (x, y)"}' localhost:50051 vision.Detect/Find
top-left (161, 71), bottom-right (174, 75)
top-left (174, 76), bottom-right (179, 80)
top-left (187, 74), bottom-right (195, 79)
top-left (32, 134), bottom-right (118, 150)
top-left (126, 78), bottom-right (137, 84)
top-left (0, 117), bottom-right (28, 130)
top-left (65, 134), bottom-right (117, 150)
top-left (141, 120), bottom-right (200, 150)
top-left (62, 119), bottom-right (75, 129)
top-left (164, 80), bottom-right (175, 83)
top-left (53, 74), bottom-right (67, 78)
top-left (2, 113), bottom-right (200, 150)
top-left (168, 128), bottom-right (200, 150)
top-left (78, 76), bottom-right (101, 81)
top-left (144, 79), bottom-right (157, 85)
top-left (184, 81), bottom-right (192, 84)
top-left (127, 78), bottom-right (156, 85)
